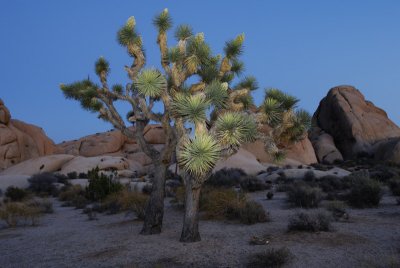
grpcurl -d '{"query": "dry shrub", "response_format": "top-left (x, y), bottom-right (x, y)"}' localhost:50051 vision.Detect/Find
top-left (247, 247), bottom-right (293, 268)
top-left (59, 185), bottom-right (89, 209)
top-left (286, 182), bottom-right (322, 208)
top-left (102, 190), bottom-right (148, 220)
top-left (201, 187), bottom-right (269, 224)
top-left (288, 212), bottom-right (332, 232)
top-left (0, 202), bottom-right (42, 227)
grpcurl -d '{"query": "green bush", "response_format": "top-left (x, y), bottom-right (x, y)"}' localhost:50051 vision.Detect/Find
top-left (85, 167), bottom-right (123, 201)
top-left (346, 176), bottom-right (382, 208)
top-left (240, 175), bottom-right (269, 192)
top-left (67, 171), bottom-right (78, 180)
top-left (206, 168), bottom-right (246, 188)
top-left (247, 247), bottom-right (292, 268)
top-left (288, 212), bottom-right (332, 232)
top-left (28, 173), bottom-right (58, 196)
top-left (286, 183), bottom-right (322, 208)
top-left (5, 187), bottom-right (28, 202)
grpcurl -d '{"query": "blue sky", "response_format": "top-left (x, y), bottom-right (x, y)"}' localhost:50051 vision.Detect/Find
top-left (1, 1), bottom-right (399, 143)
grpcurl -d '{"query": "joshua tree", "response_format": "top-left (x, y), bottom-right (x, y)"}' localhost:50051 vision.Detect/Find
top-left (60, 9), bottom-right (257, 240)
top-left (255, 88), bottom-right (311, 162)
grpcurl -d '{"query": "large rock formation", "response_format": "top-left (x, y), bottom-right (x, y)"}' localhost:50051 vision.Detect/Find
top-left (311, 86), bottom-right (400, 162)
top-left (0, 99), bottom-right (56, 170)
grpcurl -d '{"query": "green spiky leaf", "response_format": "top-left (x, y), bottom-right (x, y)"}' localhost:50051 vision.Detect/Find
top-left (265, 88), bottom-right (299, 110)
top-left (172, 94), bottom-right (209, 123)
top-left (237, 94), bottom-right (254, 109)
top-left (95, 57), bottom-right (110, 77)
top-left (153, 8), bottom-right (172, 33)
top-left (295, 109), bottom-right (312, 131)
top-left (112, 84), bottom-right (124, 94)
top-left (223, 33), bottom-right (245, 59)
top-left (262, 98), bottom-right (282, 126)
top-left (117, 18), bottom-right (141, 47)
top-left (230, 59), bottom-right (245, 76)
top-left (205, 80), bottom-right (229, 109)
top-left (174, 24), bottom-right (193, 40)
top-left (186, 33), bottom-right (211, 66)
top-left (60, 79), bottom-right (102, 112)
top-left (168, 46), bottom-right (184, 63)
top-left (134, 69), bottom-right (167, 98)
top-left (235, 76), bottom-right (258, 91)
top-left (179, 134), bottom-right (220, 177)
top-left (215, 112), bottom-right (257, 148)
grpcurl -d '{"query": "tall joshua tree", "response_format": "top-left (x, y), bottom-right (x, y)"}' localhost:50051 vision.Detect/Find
top-left (60, 9), bottom-right (257, 239)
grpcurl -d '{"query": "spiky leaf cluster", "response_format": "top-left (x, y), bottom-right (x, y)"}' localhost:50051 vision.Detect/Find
top-left (117, 17), bottom-right (142, 48)
top-left (153, 9), bottom-right (172, 33)
top-left (95, 57), bottom-right (110, 77)
top-left (60, 80), bottom-right (102, 112)
top-left (174, 24), bottom-right (193, 41)
top-left (205, 80), bottom-right (228, 109)
top-left (215, 112), bottom-right (257, 148)
top-left (224, 33), bottom-right (244, 59)
top-left (185, 33), bottom-right (212, 72)
top-left (179, 134), bottom-right (220, 177)
top-left (134, 69), bottom-right (167, 98)
top-left (172, 94), bottom-right (209, 123)
top-left (265, 88), bottom-right (299, 110)
top-left (235, 76), bottom-right (258, 91)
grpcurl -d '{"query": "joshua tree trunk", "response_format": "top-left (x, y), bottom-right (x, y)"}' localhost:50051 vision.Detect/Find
top-left (140, 162), bottom-right (167, 235)
top-left (180, 178), bottom-right (202, 242)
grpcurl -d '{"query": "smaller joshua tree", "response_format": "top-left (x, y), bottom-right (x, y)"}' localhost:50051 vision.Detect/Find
top-left (255, 88), bottom-right (312, 162)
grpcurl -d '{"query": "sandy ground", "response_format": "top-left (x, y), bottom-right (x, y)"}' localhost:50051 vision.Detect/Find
top-left (1, 191), bottom-right (400, 268)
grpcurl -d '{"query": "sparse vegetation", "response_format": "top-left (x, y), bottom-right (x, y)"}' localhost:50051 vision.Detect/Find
top-left (388, 178), bottom-right (400, 196)
top-left (85, 167), bottom-right (123, 201)
top-left (59, 185), bottom-right (89, 209)
top-left (206, 168), bottom-right (246, 188)
top-left (5, 186), bottom-right (28, 202)
top-left (326, 200), bottom-right (348, 221)
top-left (267, 191), bottom-right (274, 200)
top-left (100, 190), bottom-right (149, 219)
top-left (288, 212), bottom-right (333, 232)
top-left (240, 175), bottom-right (269, 192)
top-left (346, 176), bottom-right (382, 208)
top-left (67, 171), bottom-right (78, 180)
top-left (286, 182), bottom-right (322, 208)
top-left (247, 247), bottom-right (292, 268)
top-left (0, 202), bottom-right (42, 227)
top-left (28, 173), bottom-right (58, 196)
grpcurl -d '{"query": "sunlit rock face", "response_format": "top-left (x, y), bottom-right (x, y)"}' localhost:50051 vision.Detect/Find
top-left (311, 85), bottom-right (400, 162)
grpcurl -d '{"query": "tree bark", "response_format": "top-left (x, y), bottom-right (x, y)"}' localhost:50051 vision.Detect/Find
top-left (180, 181), bottom-right (202, 242)
top-left (140, 163), bottom-right (167, 235)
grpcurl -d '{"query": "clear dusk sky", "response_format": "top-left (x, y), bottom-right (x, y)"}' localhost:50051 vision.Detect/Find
top-left (1, 1), bottom-right (399, 143)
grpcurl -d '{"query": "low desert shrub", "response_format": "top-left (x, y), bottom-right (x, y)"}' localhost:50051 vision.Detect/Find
top-left (206, 168), bottom-right (246, 188)
top-left (67, 171), bottom-right (78, 180)
top-left (85, 167), bottom-right (123, 201)
top-left (0, 202), bottom-right (42, 227)
top-left (346, 177), bottom-right (382, 208)
top-left (5, 187), bottom-right (28, 202)
top-left (240, 175), bottom-right (269, 192)
top-left (247, 247), bottom-right (292, 268)
top-left (26, 198), bottom-right (54, 214)
top-left (237, 201), bottom-right (269, 224)
top-left (389, 178), bottom-right (400, 196)
top-left (266, 191), bottom-right (274, 200)
top-left (288, 212), bottom-right (332, 232)
top-left (326, 200), bottom-right (348, 221)
top-left (101, 190), bottom-right (148, 219)
top-left (59, 185), bottom-right (89, 209)
top-left (303, 170), bottom-right (316, 182)
top-left (78, 172), bottom-right (88, 179)
top-left (201, 187), bottom-right (268, 224)
top-left (54, 173), bottom-right (69, 185)
top-left (318, 175), bottom-right (347, 193)
top-left (28, 173), bottom-right (58, 196)
top-left (286, 183), bottom-right (322, 208)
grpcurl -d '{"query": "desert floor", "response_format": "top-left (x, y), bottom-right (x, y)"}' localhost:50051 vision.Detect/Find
top-left (1, 191), bottom-right (399, 268)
